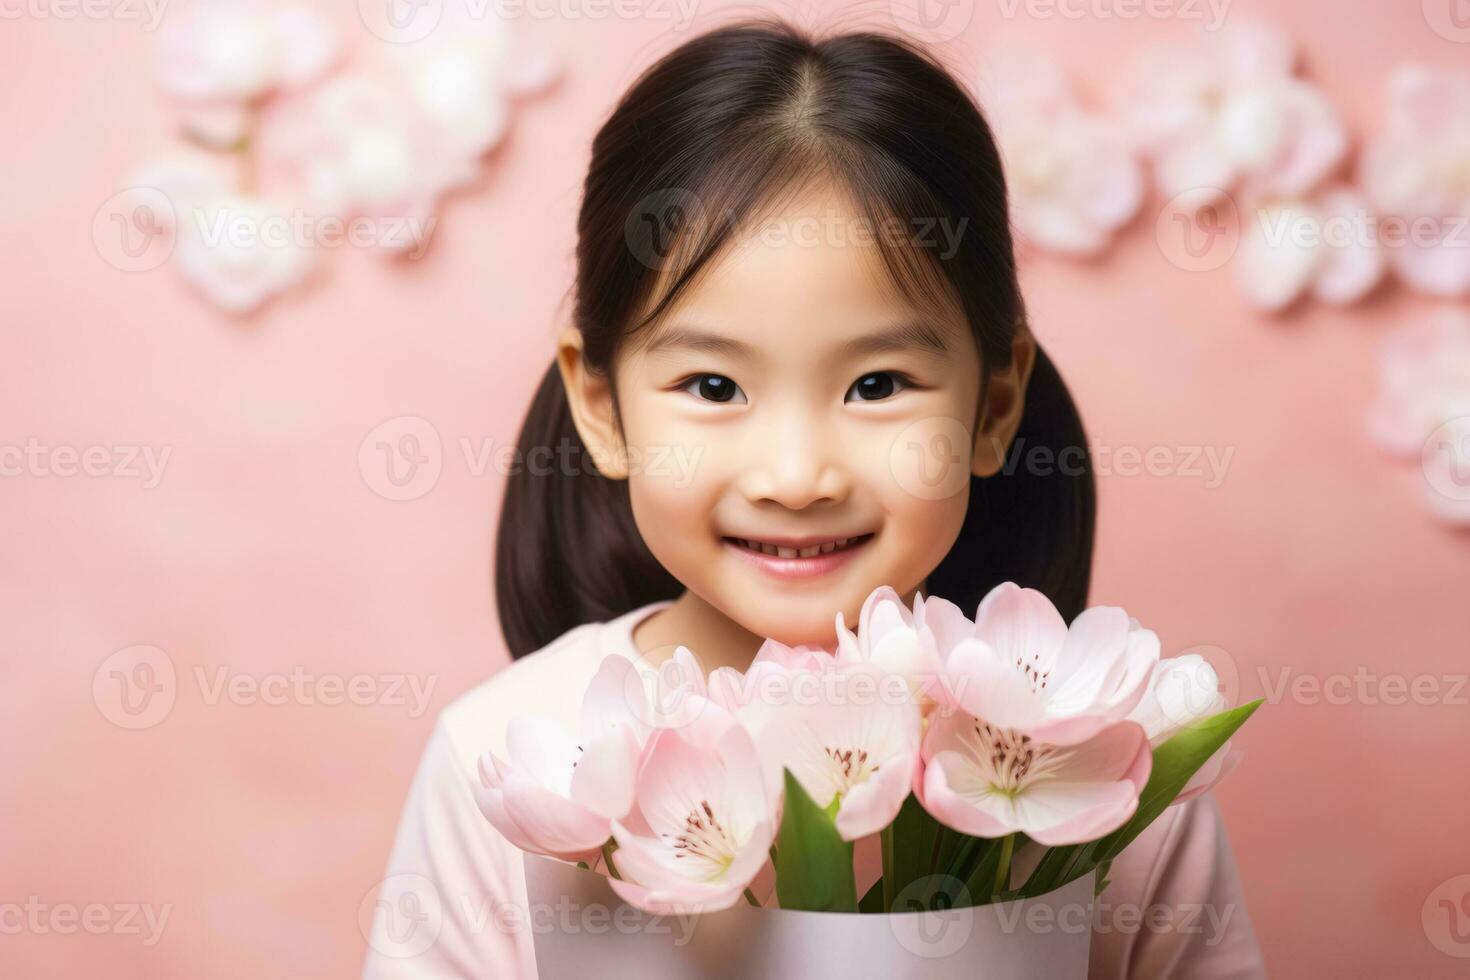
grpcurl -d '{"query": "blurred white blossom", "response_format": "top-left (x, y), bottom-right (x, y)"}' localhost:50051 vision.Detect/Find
top-left (1361, 67), bottom-right (1470, 298)
top-left (981, 53), bottom-right (1143, 256)
top-left (1236, 185), bottom-right (1384, 311)
top-left (1112, 21), bottom-right (1346, 207)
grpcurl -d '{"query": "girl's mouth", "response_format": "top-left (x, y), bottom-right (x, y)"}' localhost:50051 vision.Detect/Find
top-left (722, 533), bottom-right (874, 580)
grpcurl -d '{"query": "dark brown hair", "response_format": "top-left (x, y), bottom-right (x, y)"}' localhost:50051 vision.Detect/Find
top-left (496, 19), bottom-right (1095, 658)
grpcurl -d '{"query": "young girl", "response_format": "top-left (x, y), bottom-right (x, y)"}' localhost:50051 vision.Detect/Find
top-left (364, 19), bottom-right (1264, 978)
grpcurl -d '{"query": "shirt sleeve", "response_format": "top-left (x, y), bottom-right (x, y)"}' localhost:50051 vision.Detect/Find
top-left (362, 717), bottom-right (538, 979)
top-left (1088, 794), bottom-right (1266, 979)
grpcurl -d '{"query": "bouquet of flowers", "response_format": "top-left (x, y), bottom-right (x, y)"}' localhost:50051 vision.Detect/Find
top-left (474, 583), bottom-right (1260, 976)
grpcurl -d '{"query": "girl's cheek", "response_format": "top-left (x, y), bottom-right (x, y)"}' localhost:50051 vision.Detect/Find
top-left (873, 413), bottom-right (977, 505)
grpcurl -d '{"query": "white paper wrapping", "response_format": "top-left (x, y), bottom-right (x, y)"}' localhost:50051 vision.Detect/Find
top-left (523, 854), bottom-right (1094, 978)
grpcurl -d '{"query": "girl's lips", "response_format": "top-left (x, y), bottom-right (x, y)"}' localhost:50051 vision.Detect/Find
top-left (723, 533), bottom-right (874, 580)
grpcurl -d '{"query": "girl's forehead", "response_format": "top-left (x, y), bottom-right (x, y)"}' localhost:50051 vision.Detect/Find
top-left (637, 206), bottom-right (966, 350)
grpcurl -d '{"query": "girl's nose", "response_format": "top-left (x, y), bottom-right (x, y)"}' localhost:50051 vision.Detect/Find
top-left (737, 421), bottom-right (851, 510)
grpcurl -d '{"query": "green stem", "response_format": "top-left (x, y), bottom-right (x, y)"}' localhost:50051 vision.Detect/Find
top-left (927, 827), bottom-right (944, 878)
top-left (880, 823), bottom-right (896, 913)
top-left (992, 834), bottom-right (1014, 898)
top-left (601, 841), bottom-right (622, 881)
top-left (743, 887), bottom-right (761, 907)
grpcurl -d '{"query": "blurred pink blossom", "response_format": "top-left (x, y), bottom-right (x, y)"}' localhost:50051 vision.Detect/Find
top-left (157, 1), bottom-right (340, 148)
top-left (1236, 185), bottom-right (1385, 311)
top-left (125, 151), bottom-right (312, 313)
top-left (1113, 22), bottom-right (1346, 207)
top-left (980, 54), bottom-right (1143, 256)
top-left (1362, 67), bottom-right (1470, 298)
top-left (1367, 310), bottom-right (1470, 456)
top-left (1366, 311), bottom-right (1470, 525)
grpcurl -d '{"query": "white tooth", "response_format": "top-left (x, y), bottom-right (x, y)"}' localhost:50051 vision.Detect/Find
top-left (836, 537), bottom-right (849, 548)
top-left (762, 543), bottom-right (777, 556)
top-left (798, 545), bottom-right (821, 558)
top-left (819, 542), bottom-right (835, 554)
top-left (777, 546), bottom-right (797, 558)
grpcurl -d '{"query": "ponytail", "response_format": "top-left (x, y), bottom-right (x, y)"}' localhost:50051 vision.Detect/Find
top-left (927, 345), bottom-right (1096, 624)
top-left (494, 365), bottom-right (681, 658)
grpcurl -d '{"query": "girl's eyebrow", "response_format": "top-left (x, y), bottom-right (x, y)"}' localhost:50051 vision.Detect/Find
top-left (645, 320), bottom-right (953, 359)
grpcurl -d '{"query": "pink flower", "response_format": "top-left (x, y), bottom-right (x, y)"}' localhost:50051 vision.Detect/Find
top-left (1236, 185), bottom-right (1385, 311)
top-left (1361, 67), bottom-right (1470, 298)
top-left (918, 713), bottom-right (1150, 846)
top-left (749, 664), bottom-right (922, 841)
top-left (940, 584), bottom-right (1159, 744)
top-left (474, 656), bottom-right (647, 860)
top-left (980, 53), bottom-right (1142, 256)
top-left (1127, 655), bottom-right (1237, 804)
top-left (609, 722), bottom-right (777, 915)
top-left (915, 584), bottom-right (1157, 844)
top-left (1113, 21), bottom-right (1345, 206)
top-left (156, 1), bottom-right (340, 148)
top-left (834, 586), bottom-right (949, 707)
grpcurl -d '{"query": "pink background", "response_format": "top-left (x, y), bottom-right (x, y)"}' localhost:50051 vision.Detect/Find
top-left (3, 1), bottom-right (1467, 975)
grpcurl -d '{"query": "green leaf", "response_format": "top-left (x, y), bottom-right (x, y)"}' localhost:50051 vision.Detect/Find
top-left (883, 794), bottom-right (944, 911)
top-left (1092, 699), bottom-right (1262, 864)
top-left (774, 769), bottom-right (857, 912)
top-left (1021, 699), bottom-right (1263, 896)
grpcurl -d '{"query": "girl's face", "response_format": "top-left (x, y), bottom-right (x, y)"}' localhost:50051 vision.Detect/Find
top-left (566, 183), bottom-right (1029, 647)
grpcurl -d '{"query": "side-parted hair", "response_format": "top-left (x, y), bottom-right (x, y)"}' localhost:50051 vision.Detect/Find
top-left (496, 18), bottom-right (1096, 658)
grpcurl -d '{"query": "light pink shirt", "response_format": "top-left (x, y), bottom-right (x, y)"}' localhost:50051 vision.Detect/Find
top-left (363, 602), bottom-right (1266, 978)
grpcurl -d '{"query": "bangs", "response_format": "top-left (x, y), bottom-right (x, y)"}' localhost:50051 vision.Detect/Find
top-left (622, 141), bottom-right (968, 352)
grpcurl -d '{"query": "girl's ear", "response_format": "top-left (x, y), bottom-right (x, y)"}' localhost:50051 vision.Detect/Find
top-left (971, 332), bottom-right (1036, 478)
top-left (556, 326), bottom-right (629, 480)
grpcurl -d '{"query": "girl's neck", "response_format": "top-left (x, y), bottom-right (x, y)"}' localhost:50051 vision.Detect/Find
top-left (630, 582), bottom-right (926, 675)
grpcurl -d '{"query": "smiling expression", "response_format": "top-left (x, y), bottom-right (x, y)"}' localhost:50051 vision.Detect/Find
top-left (596, 182), bottom-right (991, 646)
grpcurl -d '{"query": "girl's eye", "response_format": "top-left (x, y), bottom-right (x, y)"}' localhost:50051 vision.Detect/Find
top-left (680, 373), bottom-right (746, 404)
top-left (846, 371), bottom-right (910, 402)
